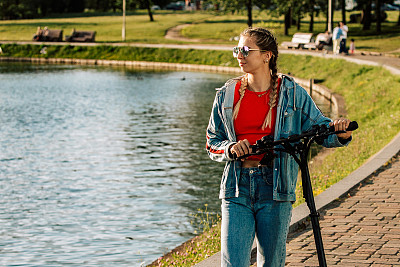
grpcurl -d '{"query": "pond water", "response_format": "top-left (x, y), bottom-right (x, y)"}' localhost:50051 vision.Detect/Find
top-left (0, 63), bottom-right (331, 266)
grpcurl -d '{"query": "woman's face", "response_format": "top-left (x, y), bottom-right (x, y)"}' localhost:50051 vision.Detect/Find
top-left (236, 36), bottom-right (267, 74)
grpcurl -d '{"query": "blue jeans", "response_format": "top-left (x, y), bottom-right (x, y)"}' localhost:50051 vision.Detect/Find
top-left (221, 167), bottom-right (292, 267)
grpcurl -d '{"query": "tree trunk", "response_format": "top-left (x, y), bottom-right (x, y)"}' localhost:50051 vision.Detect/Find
top-left (309, 0), bottom-right (314, 32)
top-left (362, 1), bottom-right (372, 30)
top-left (145, 0), bottom-right (154, 22)
top-left (398, 9), bottom-right (400, 26)
top-left (326, 5), bottom-right (329, 32)
top-left (285, 9), bottom-right (291, 35)
top-left (247, 0), bottom-right (253, 27)
top-left (376, 0), bottom-right (381, 33)
top-left (297, 9), bottom-right (301, 30)
top-left (341, 0), bottom-right (346, 24)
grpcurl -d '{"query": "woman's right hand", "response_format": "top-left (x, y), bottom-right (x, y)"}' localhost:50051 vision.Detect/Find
top-left (230, 139), bottom-right (251, 160)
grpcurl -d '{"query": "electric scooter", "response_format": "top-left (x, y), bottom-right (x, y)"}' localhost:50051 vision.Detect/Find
top-left (236, 121), bottom-right (358, 267)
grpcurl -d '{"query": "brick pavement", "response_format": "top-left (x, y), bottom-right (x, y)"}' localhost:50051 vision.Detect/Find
top-left (285, 155), bottom-right (400, 266)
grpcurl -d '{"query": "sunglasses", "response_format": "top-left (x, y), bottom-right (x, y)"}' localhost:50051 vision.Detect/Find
top-left (232, 46), bottom-right (266, 58)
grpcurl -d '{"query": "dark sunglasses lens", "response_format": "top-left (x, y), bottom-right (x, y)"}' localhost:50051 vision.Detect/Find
top-left (242, 46), bottom-right (249, 57)
top-left (233, 47), bottom-right (239, 57)
top-left (233, 46), bottom-right (250, 57)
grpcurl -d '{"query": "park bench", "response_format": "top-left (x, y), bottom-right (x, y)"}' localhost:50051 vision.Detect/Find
top-left (281, 32), bottom-right (314, 49)
top-left (65, 30), bottom-right (96, 42)
top-left (32, 28), bottom-right (63, 42)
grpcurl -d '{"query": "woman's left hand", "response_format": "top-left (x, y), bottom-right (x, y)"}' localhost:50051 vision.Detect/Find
top-left (329, 118), bottom-right (352, 139)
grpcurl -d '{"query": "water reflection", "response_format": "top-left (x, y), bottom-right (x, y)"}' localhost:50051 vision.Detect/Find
top-left (0, 63), bottom-right (331, 266)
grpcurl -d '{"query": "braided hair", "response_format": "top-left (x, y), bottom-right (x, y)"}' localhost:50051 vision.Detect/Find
top-left (232, 27), bottom-right (279, 130)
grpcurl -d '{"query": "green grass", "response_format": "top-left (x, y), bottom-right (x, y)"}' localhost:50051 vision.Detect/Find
top-left (0, 10), bottom-right (212, 43)
top-left (182, 10), bottom-right (400, 53)
top-left (0, 10), bottom-right (399, 53)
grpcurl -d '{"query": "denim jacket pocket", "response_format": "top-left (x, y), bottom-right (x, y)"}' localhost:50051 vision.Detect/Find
top-left (282, 106), bottom-right (295, 134)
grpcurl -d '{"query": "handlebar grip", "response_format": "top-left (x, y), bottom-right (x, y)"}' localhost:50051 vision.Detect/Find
top-left (346, 121), bottom-right (358, 131)
top-left (329, 120), bottom-right (358, 132)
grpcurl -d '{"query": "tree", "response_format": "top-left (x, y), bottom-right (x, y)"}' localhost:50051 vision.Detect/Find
top-left (376, 0), bottom-right (381, 33)
top-left (204, 0), bottom-right (255, 27)
top-left (341, 0), bottom-right (346, 24)
top-left (141, 0), bottom-right (154, 21)
top-left (246, 0), bottom-right (253, 27)
top-left (357, 0), bottom-right (372, 30)
top-left (266, 0), bottom-right (293, 35)
top-left (398, 8), bottom-right (400, 26)
top-left (309, 0), bottom-right (315, 32)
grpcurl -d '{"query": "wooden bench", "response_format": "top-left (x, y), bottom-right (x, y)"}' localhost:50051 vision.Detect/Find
top-left (33, 28), bottom-right (63, 42)
top-left (281, 33), bottom-right (314, 49)
top-left (65, 30), bottom-right (96, 42)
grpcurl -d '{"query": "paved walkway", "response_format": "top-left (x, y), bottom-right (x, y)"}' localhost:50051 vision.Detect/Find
top-left (285, 155), bottom-right (400, 266)
top-left (1, 41), bottom-right (399, 75)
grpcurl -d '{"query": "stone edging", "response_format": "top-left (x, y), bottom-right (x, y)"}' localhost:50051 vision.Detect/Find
top-left (0, 56), bottom-right (243, 75)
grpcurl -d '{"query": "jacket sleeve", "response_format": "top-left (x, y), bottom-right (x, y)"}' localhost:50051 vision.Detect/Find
top-left (206, 90), bottom-right (236, 162)
top-left (298, 85), bottom-right (351, 148)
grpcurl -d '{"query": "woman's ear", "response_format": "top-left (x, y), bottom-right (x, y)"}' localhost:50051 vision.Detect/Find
top-left (263, 51), bottom-right (272, 64)
top-left (266, 51), bottom-right (272, 61)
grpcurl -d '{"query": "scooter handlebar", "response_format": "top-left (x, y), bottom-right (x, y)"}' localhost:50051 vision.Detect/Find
top-left (329, 120), bottom-right (358, 132)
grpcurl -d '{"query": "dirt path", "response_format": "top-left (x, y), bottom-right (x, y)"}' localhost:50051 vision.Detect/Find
top-left (164, 24), bottom-right (203, 42)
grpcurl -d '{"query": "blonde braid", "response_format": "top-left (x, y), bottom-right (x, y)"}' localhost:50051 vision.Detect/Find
top-left (261, 55), bottom-right (279, 130)
top-left (232, 75), bottom-right (248, 120)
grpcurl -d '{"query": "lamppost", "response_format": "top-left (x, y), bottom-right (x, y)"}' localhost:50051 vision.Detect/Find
top-left (122, 0), bottom-right (126, 41)
top-left (328, 0), bottom-right (332, 33)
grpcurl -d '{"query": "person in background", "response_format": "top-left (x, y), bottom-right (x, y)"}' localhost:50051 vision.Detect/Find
top-left (316, 31), bottom-right (332, 50)
top-left (332, 23), bottom-right (343, 55)
top-left (206, 27), bottom-right (353, 267)
top-left (339, 21), bottom-right (349, 55)
top-left (349, 39), bottom-right (355, 54)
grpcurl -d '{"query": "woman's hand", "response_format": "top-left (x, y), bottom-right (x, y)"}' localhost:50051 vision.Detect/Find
top-left (230, 139), bottom-right (251, 160)
top-left (330, 118), bottom-right (352, 139)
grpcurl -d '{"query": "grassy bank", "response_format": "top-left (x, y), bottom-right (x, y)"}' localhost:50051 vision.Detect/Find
top-left (0, 43), bottom-right (237, 66)
top-left (1, 44), bottom-right (399, 266)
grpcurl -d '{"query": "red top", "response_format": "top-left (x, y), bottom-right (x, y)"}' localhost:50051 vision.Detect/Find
top-left (233, 78), bottom-right (281, 161)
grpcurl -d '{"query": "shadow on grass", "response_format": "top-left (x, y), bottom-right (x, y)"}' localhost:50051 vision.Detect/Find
top-left (0, 22), bottom-right (98, 28)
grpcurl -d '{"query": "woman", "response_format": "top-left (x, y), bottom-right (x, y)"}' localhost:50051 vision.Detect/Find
top-left (206, 27), bottom-right (353, 267)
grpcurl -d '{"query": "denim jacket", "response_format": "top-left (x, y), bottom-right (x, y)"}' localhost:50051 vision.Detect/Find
top-left (206, 74), bottom-right (350, 202)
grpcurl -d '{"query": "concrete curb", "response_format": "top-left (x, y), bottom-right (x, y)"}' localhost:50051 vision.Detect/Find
top-left (290, 130), bottom-right (400, 232)
top-left (0, 56), bottom-right (243, 75)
